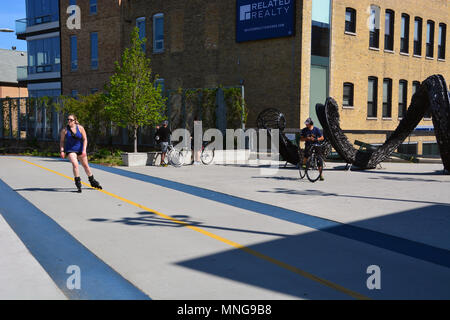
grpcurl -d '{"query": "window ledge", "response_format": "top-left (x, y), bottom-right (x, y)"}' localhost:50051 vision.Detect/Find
top-left (413, 54), bottom-right (422, 58)
top-left (342, 106), bottom-right (354, 109)
top-left (425, 56), bottom-right (434, 60)
top-left (367, 117), bottom-right (378, 120)
top-left (384, 49), bottom-right (395, 54)
top-left (438, 58), bottom-right (446, 62)
top-left (399, 52), bottom-right (409, 56)
top-left (153, 50), bottom-right (165, 54)
top-left (369, 47), bottom-right (380, 51)
top-left (423, 118), bottom-right (432, 121)
top-left (382, 117), bottom-right (392, 120)
top-left (344, 31), bottom-right (357, 36)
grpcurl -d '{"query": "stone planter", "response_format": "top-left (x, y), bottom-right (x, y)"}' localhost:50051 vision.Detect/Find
top-left (147, 152), bottom-right (159, 166)
top-left (121, 152), bottom-right (148, 167)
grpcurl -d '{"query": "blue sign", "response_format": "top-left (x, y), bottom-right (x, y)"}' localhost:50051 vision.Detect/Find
top-left (236, 0), bottom-right (296, 42)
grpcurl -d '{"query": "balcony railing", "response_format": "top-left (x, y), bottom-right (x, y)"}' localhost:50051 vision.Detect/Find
top-left (15, 18), bottom-right (27, 37)
top-left (17, 64), bottom-right (61, 81)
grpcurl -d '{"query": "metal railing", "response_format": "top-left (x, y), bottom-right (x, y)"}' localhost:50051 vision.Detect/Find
top-left (15, 18), bottom-right (27, 35)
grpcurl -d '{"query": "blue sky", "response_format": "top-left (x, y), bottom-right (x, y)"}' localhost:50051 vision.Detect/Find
top-left (0, 0), bottom-right (27, 51)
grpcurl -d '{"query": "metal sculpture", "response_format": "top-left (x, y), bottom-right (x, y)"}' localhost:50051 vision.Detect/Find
top-left (256, 108), bottom-right (332, 166)
top-left (316, 74), bottom-right (450, 173)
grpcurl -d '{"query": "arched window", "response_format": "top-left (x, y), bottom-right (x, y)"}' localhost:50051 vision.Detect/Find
top-left (382, 78), bottom-right (392, 118)
top-left (398, 80), bottom-right (407, 119)
top-left (400, 14), bottom-right (410, 53)
top-left (153, 13), bottom-right (164, 53)
top-left (385, 10), bottom-right (395, 51)
top-left (414, 17), bottom-right (423, 56)
top-left (368, 77), bottom-right (378, 117)
top-left (369, 5), bottom-right (380, 48)
top-left (426, 20), bottom-right (435, 58)
top-left (345, 8), bottom-right (356, 33)
top-left (438, 23), bottom-right (447, 59)
top-left (343, 82), bottom-right (354, 106)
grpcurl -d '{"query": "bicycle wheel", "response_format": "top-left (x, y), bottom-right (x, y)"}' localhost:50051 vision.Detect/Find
top-left (306, 153), bottom-right (321, 182)
top-left (298, 161), bottom-right (306, 179)
top-left (169, 149), bottom-right (184, 167)
top-left (201, 148), bottom-right (214, 165)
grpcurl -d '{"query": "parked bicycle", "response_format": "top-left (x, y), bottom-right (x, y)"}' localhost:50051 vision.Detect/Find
top-left (153, 143), bottom-right (184, 167)
top-left (181, 141), bottom-right (215, 165)
top-left (298, 141), bottom-right (326, 182)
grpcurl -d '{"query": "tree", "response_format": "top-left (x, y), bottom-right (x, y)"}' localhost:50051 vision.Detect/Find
top-left (104, 27), bottom-right (166, 153)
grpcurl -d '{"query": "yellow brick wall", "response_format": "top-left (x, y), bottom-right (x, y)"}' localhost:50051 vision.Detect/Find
top-left (330, 0), bottom-right (449, 132)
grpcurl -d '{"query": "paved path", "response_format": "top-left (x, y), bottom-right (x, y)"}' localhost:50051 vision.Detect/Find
top-left (0, 155), bottom-right (449, 299)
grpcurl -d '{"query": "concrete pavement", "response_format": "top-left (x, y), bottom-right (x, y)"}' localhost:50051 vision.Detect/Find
top-left (0, 155), bottom-right (449, 299)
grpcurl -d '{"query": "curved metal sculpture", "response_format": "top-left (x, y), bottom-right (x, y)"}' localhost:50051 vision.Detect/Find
top-left (257, 108), bottom-right (299, 165)
top-left (316, 74), bottom-right (450, 172)
top-left (257, 108), bottom-right (333, 166)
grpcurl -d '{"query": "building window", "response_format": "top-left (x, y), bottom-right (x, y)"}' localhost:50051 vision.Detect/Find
top-left (136, 17), bottom-right (146, 52)
top-left (71, 90), bottom-right (78, 98)
top-left (343, 82), bottom-right (354, 106)
top-left (90, 0), bottom-right (97, 15)
top-left (155, 78), bottom-right (165, 93)
top-left (369, 6), bottom-right (380, 48)
top-left (345, 8), bottom-right (356, 33)
top-left (368, 77), bottom-right (378, 118)
top-left (70, 35), bottom-right (77, 71)
top-left (414, 17), bottom-right (423, 56)
top-left (382, 78), bottom-right (392, 118)
top-left (153, 13), bottom-right (164, 53)
top-left (426, 20), bottom-right (435, 58)
top-left (385, 10), bottom-right (395, 51)
top-left (400, 14), bottom-right (410, 54)
top-left (438, 23), bottom-right (446, 60)
top-left (91, 88), bottom-right (99, 94)
top-left (398, 80), bottom-right (407, 119)
top-left (90, 32), bottom-right (98, 69)
top-left (398, 143), bottom-right (417, 155)
top-left (422, 142), bottom-right (439, 156)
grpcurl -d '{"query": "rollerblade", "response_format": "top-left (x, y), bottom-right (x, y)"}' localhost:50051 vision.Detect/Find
top-left (88, 175), bottom-right (102, 189)
top-left (74, 177), bottom-right (82, 193)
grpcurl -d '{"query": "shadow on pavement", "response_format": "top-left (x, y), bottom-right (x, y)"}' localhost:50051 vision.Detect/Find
top-left (90, 211), bottom-right (288, 237)
top-left (174, 204), bottom-right (450, 299)
top-left (14, 187), bottom-right (82, 193)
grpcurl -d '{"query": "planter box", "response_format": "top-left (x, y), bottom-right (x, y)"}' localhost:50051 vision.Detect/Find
top-left (121, 152), bottom-right (148, 167)
top-left (147, 151), bottom-right (193, 166)
top-left (212, 150), bottom-right (251, 164)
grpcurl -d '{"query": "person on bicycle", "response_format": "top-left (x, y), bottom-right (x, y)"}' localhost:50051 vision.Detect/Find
top-left (300, 117), bottom-right (324, 181)
top-left (155, 120), bottom-right (171, 167)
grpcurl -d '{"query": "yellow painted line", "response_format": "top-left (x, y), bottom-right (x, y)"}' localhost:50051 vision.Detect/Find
top-left (15, 157), bottom-right (371, 300)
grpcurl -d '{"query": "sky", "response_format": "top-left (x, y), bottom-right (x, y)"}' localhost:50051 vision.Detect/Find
top-left (0, 0), bottom-right (27, 51)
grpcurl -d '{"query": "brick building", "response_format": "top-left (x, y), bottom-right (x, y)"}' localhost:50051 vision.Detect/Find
top-left (59, 0), bottom-right (449, 155)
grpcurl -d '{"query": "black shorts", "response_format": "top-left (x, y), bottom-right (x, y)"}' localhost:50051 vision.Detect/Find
top-left (66, 150), bottom-right (82, 156)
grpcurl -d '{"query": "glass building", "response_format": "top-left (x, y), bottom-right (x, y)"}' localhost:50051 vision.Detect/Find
top-left (16, 0), bottom-right (61, 98)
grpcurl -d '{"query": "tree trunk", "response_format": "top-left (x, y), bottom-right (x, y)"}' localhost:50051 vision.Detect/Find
top-left (134, 126), bottom-right (138, 153)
